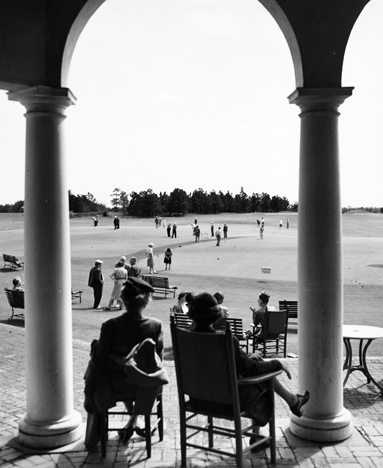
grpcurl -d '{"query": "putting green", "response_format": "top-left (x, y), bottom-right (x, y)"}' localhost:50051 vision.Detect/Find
top-left (1, 211), bottom-right (382, 355)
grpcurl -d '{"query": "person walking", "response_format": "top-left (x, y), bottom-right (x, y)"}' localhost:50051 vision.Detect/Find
top-left (210, 222), bottom-right (214, 237)
top-left (215, 227), bottom-right (222, 246)
top-left (164, 247), bottom-right (173, 271)
top-left (172, 223), bottom-right (177, 238)
top-left (114, 216), bottom-right (120, 229)
top-left (260, 224), bottom-right (264, 239)
top-left (167, 223), bottom-right (171, 238)
top-left (286, 219), bottom-right (290, 229)
top-left (88, 260), bottom-right (104, 309)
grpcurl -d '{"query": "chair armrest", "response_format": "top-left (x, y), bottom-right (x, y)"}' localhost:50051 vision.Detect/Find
top-left (237, 370), bottom-right (282, 385)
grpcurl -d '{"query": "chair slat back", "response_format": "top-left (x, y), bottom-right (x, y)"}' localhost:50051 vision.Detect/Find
top-left (171, 312), bottom-right (193, 329)
top-left (171, 319), bottom-right (235, 405)
top-left (264, 309), bottom-right (288, 336)
top-left (5, 288), bottom-right (25, 309)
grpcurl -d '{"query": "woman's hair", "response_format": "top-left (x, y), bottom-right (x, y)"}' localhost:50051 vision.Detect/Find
top-left (187, 292), bottom-right (222, 326)
top-left (12, 276), bottom-right (21, 287)
top-left (120, 278), bottom-right (154, 311)
top-left (116, 261), bottom-right (124, 267)
top-left (259, 291), bottom-right (270, 304)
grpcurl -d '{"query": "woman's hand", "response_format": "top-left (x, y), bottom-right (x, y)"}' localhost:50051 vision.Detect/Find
top-left (280, 361), bottom-right (292, 379)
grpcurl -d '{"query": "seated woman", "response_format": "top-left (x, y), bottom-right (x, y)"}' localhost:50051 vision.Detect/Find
top-left (171, 291), bottom-right (189, 314)
top-left (84, 277), bottom-right (164, 442)
top-left (186, 291), bottom-right (309, 452)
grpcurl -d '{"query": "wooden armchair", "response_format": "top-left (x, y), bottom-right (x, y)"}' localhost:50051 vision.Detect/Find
top-left (170, 316), bottom-right (281, 468)
top-left (4, 288), bottom-right (25, 320)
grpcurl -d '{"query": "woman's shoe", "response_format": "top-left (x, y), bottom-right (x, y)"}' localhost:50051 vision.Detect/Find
top-left (249, 434), bottom-right (270, 453)
top-left (134, 426), bottom-right (157, 438)
top-left (118, 425), bottom-right (134, 443)
top-left (290, 390), bottom-right (310, 417)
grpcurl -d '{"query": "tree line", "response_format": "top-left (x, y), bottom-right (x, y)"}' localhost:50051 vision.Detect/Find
top-left (110, 187), bottom-right (296, 217)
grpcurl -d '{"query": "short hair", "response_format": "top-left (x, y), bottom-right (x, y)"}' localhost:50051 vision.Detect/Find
top-left (259, 291), bottom-right (270, 304)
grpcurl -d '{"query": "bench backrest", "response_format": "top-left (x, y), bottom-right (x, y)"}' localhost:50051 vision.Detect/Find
top-left (4, 288), bottom-right (25, 309)
top-left (142, 275), bottom-right (170, 289)
top-left (3, 254), bottom-right (17, 263)
top-left (279, 300), bottom-right (298, 318)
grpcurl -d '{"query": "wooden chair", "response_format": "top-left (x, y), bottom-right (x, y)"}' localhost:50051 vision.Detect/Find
top-left (251, 309), bottom-right (289, 357)
top-left (170, 312), bottom-right (192, 329)
top-left (214, 317), bottom-right (249, 353)
top-left (4, 288), bottom-right (25, 320)
top-left (170, 316), bottom-right (281, 468)
top-left (100, 392), bottom-right (164, 458)
top-left (279, 300), bottom-right (298, 326)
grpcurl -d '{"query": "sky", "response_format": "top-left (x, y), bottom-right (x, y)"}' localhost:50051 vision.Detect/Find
top-left (0, 0), bottom-right (382, 208)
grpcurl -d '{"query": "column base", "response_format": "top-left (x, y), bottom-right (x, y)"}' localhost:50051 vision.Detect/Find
top-left (18, 411), bottom-right (82, 449)
top-left (290, 407), bottom-right (352, 443)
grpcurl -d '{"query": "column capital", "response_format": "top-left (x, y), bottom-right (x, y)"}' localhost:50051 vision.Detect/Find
top-left (288, 87), bottom-right (354, 112)
top-left (8, 85), bottom-right (76, 113)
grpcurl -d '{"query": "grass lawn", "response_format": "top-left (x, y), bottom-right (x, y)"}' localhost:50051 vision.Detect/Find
top-left (0, 211), bottom-right (382, 356)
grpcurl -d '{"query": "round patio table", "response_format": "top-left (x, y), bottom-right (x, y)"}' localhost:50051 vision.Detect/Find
top-left (343, 325), bottom-right (383, 395)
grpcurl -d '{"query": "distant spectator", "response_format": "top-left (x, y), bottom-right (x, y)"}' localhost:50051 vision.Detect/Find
top-left (167, 223), bottom-right (171, 238)
top-left (223, 223), bottom-right (228, 239)
top-left (172, 223), bottom-right (177, 239)
top-left (215, 227), bottom-right (222, 246)
top-left (88, 260), bottom-right (104, 309)
top-left (114, 216), bottom-right (120, 230)
top-left (127, 257), bottom-right (141, 278)
top-left (164, 248), bottom-right (173, 271)
top-left (105, 261), bottom-right (128, 310)
top-left (92, 215), bottom-right (99, 227)
top-left (146, 243), bottom-right (156, 274)
top-left (286, 219), bottom-right (290, 229)
top-left (279, 220), bottom-right (283, 229)
top-left (194, 225), bottom-right (200, 242)
top-left (211, 222), bottom-right (214, 237)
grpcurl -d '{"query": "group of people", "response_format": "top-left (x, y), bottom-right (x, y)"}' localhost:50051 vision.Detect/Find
top-left (84, 278), bottom-right (309, 455)
top-left (88, 256), bottom-right (141, 310)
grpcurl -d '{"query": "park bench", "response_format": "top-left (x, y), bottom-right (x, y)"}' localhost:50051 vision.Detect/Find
top-left (3, 254), bottom-right (24, 270)
top-left (141, 274), bottom-right (178, 298)
top-left (279, 300), bottom-right (298, 326)
top-left (4, 288), bottom-right (25, 320)
top-left (71, 290), bottom-right (83, 303)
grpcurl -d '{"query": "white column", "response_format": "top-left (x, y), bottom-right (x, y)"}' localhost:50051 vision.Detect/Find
top-left (8, 86), bottom-right (82, 449)
top-left (287, 88), bottom-right (353, 442)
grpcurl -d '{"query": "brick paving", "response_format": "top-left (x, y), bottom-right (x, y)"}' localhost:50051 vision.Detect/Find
top-left (1, 323), bottom-right (383, 467)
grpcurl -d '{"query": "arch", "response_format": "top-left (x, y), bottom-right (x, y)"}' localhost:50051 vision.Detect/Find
top-left (62, 0), bottom-right (107, 87)
top-left (259, 0), bottom-right (370, 88)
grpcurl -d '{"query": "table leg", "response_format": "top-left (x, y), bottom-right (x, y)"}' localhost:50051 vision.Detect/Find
top-left (361, 339), bottom-right (383, 394)
top-left (343, 338), bottom-right (352, 386)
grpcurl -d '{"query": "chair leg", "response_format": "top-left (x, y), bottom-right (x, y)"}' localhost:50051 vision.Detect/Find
top-left (234, 419), bottom-right (243, 468)
top-left (207, 415), bottom-right (214, 448)
top-left (157, 394), bottom-right (164, 441)
top-left (100, 411), bottom-right (107, 458)
top-left (269, 382), bottom-right (277, 464)
top-left (144, 414), bottom-right (151, 458)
